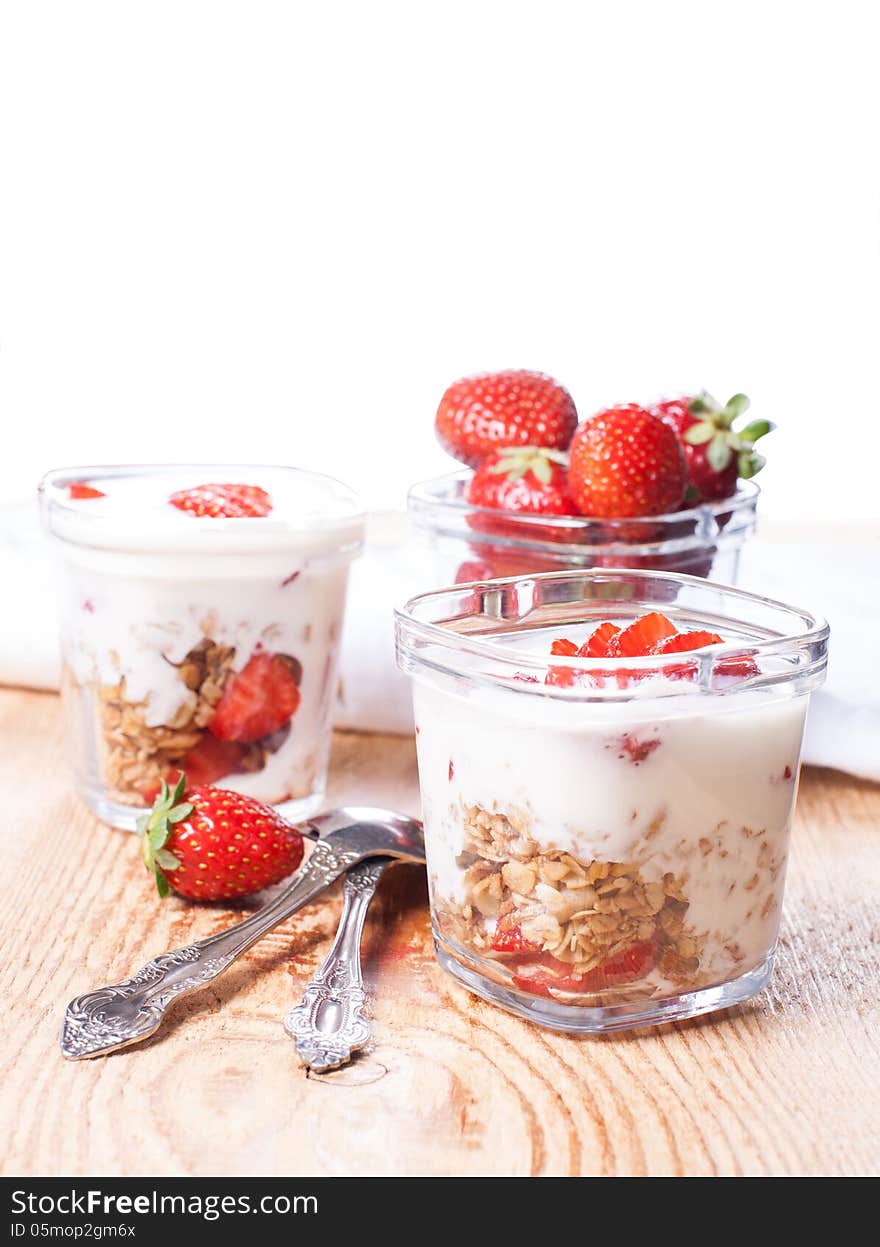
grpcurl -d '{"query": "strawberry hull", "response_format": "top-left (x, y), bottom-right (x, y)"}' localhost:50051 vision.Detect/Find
top-left (41, 465), bottom-right (364, 831)
top-left (396, 569), bottom-right (828, 1034)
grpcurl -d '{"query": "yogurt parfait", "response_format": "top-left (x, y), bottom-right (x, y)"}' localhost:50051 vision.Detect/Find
top-left (40, 466), bottom-right (364, 829)
top-left (395, 569), bottom-right (828, 1033)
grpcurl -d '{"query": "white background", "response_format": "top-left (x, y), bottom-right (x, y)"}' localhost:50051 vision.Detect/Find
top-left (1, 0), bottom-right (878, 520)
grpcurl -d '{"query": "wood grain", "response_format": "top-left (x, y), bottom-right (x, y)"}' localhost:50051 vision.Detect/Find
top-left (0, 688), bottom-right (878, 1177)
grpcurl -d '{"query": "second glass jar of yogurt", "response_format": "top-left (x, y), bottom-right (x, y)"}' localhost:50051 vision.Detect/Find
top-left (395, 569), bottom-right (828, 1033)
top-left (41, 465), bottom-right (365, 830)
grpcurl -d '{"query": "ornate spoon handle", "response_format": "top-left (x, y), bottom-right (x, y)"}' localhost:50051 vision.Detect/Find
top-left (61, 839), bottom-right (363, 1059)
top-left (284, 858), bottom-right (388, 1072)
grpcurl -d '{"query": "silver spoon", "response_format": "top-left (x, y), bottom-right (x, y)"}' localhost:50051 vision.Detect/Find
top-left (61, 807), bottom-right (425, 1059)
top-left (284, 857), bottom-right (389, 1073)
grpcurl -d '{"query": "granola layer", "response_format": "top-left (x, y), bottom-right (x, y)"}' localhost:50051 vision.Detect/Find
top-left (435, 803), bottom-right (704, 998)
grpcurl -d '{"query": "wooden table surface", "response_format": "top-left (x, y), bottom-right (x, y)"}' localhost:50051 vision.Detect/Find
top-left (2, 687), bottom-right (878, 1178)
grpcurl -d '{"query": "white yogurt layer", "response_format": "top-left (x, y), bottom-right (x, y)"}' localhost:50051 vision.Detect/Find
top-left (413, 676), bottom-right (808, 988)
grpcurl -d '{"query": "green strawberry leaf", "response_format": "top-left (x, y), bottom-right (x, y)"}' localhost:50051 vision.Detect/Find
top-left (738, 450), bottom-right (767, 479)
top-left (148, 817), bottom-right (171, 852)
top-left (724, 393), bottom-right (751, 420)
top-left (738, 418), bottom-right (774, 443)
top-left (688, 392), bottom-right (716, 416)
top-left (707, 434), bottom-right (733, 473)
top-left (138, 771), bottom-right (193, 899)
top-left (531, 455), bottom-right (552, 485)
top-left (683, 420), bottom-right (716, 446)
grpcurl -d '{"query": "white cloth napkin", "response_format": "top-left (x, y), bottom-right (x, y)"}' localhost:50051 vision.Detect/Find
top-left (2, 503), bottom-right (877, 782)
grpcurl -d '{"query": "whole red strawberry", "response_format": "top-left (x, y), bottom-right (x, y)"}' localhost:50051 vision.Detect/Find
top-left (138, 775), bottom-right (304, 899)
top-left (466, 447), bottom-right (575, 514)
top-left (169, 482), bottom-right (273, 518)
top-left (568, 404), bottom-right (687, 518)
top-left (652, 392), bottom-right (772, 502)
top-left (209, 650), bottom-right (301, 743)
top-left (435, 370), bottom-right (578, 467)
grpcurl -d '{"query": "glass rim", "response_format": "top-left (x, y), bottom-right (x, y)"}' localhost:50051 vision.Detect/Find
top-left (39, 462), bottom-right (366, 553)
top-left (407, 470), bottom-right (759, 556)
top-left (395, 567), bottom-right (829, 701)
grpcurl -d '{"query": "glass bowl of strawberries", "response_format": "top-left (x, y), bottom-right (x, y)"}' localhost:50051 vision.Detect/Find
top-left (413, 372), bottom-right (770, 587)
top-left (40, 464), bottom-right (364, 830)
top-left (395, 567), bottom-right (829, 1034)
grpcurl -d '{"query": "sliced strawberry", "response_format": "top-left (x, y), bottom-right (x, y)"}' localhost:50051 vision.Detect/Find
top-left (656, 629), bottom-right (723, 654)
top-left (169, 482), bottom-right (273, 519)
top-left (68, 482), bottom-right (106, 500)
top-left (209, 651), bottom-right (301, 743)
top-left (512, 939), bottom-right (656, 998)
top-left (614, 612), bottom-right (677, 656)
top-left (655, 630), bottom-right (757, 680)
top-left (579, 622), bottom-right (620, 658)
top-left (550, 637), bottom-right (579, 656)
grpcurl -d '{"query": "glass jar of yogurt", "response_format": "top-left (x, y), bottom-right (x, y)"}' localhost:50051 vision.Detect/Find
top-left (40, 465), bottom-right (365, 830)
top-left (408, 470), bottom-right (758, 587)
top-left (395, 569), bottom-right (828, 1033)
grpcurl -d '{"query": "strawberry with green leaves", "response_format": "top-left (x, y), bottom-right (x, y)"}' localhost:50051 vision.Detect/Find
top-left (138, 775), bottom-right (304, 900)
top-left (465, 446), bottom-right (575, 515)
top-left (652, 392), bottom-right (773, 502)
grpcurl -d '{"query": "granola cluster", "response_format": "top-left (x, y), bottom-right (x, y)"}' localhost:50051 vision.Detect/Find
top-left (436, 803), bottom-right (702, 992)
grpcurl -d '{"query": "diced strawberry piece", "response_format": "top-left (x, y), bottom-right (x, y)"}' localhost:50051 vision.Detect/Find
top-left (619, 734), bottom-right (661, 764)
top-left (656, 630), bottom-right (723, 654)
top-left (512, 939), bottom-right (656, 998)
top-left (545, 665), bottom-right (577, 688)
top-left (550, 637), bottom-right (579, 656)
top-left (491, 921), bottom-right (538, 955)
top-left (579, 622), bottom-right (620, 658)
top-left (614, 612), bottom-right (677, 656)
top-left (714, 655), bottom-right (759, 680)
top-left (68, 482), bottom-right (105, 500)
top-left (170, 734), bottom-right (260, 788)
top-left (209, 651), bottom-right (301, 743)
top-left (579, 938), bottom-right (657, 989)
